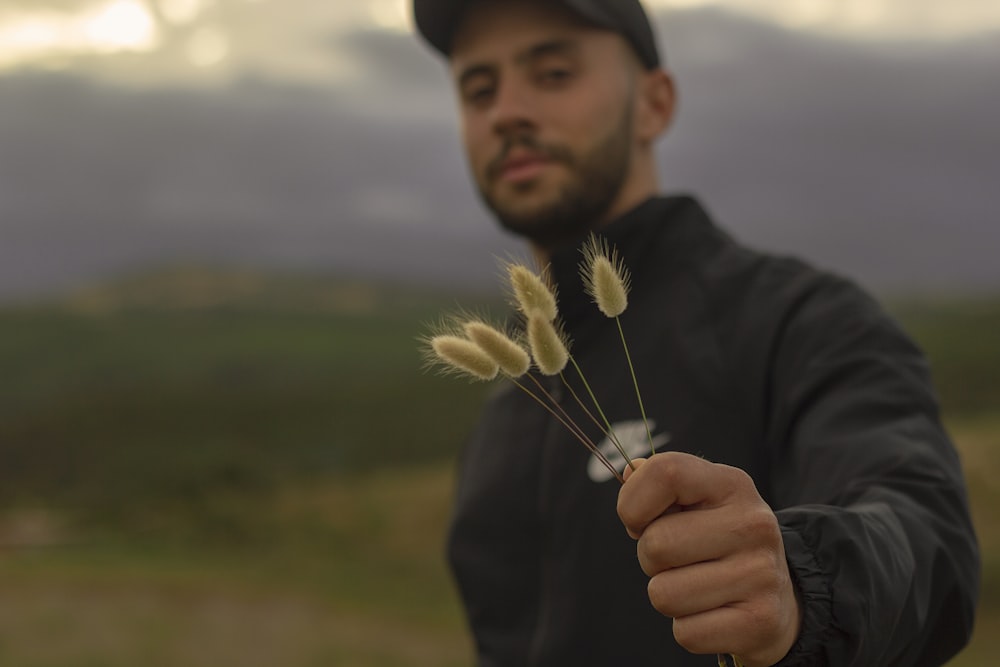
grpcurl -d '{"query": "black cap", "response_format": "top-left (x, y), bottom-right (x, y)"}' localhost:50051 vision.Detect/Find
top-left (413, 0), bottom-right (661, 70)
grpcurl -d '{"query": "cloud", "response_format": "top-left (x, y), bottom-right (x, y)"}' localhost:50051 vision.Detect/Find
top-left (651, 8), bottom-right (1000, 290)
top-left (331, 28), bottom-right (455, 122)
top-left (645, 0), bottom-right (1000, 40)
top-left (0, 67), bottom-right (511, 299)
top-left (0, 7), bottom-right (997, 301)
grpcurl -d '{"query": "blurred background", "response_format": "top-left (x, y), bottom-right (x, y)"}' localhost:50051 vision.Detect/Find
top-left (0, 0), bottom-right (996, 665)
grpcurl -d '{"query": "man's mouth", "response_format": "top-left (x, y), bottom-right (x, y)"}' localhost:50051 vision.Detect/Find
top-left (496, 152), bottom-right (552, 184)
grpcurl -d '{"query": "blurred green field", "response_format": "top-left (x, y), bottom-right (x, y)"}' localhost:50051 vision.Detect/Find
top-left (0, 268), bottom-right (996, 666)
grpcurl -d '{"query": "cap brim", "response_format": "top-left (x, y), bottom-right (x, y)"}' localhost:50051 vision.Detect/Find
top-left (412, 0), bottom-right (660, 68)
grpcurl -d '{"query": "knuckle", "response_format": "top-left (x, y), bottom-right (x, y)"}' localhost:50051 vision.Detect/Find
top-left (638, 521), bottom-right (671, 561)
top-left (672, 617), bottom-right (709, 654)
top-left (637, 528), bottom-right (673, 575)
top-left (741, 549), bottom-right (785, 596)
top-left (635, 538), bottom-right (654, 575)
top-left (615, 498), bottom-right (633, 526)
top-left (647, 575), bottom-right (674, 616)
top-left (750, 548), bottom-right (779, 578)
top-left (766, 555), bottom-right (790, 591)
top-left (650, 453), bottom-right (684, 486)
top-left (616, 494), bottom-right (641, 530)
top-left (746, 592), bottom-right (782, 634)
top-left (724, 465), bottom-right (770, 506)
top-left (722, 463), bottom-right (754, 491)
top-left (737, 507), bottom-right (780, 544)
top-left (636, 547), bottom-right (656, 578)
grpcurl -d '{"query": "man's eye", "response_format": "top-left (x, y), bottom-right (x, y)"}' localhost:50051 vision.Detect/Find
top-left (464, 85), bottom-right (495, 105)
top-left (539, 69), bottom-right (572, 85)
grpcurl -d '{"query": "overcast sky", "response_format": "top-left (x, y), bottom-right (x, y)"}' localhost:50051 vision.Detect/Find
top-left (1, 0), bottom-right (998, 299)
top-left (4, 0), bottom-right (1000, 82)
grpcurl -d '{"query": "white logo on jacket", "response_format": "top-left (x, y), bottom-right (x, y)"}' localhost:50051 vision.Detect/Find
top-left (587, 420), bottom-right (671, 483)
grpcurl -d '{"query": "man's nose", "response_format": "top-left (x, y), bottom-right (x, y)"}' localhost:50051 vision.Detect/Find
top-left (489, 80), bottom-right (537, 137)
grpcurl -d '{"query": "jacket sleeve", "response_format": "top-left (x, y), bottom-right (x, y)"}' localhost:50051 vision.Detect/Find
top-left (756, 274), bottom-right (979, 666)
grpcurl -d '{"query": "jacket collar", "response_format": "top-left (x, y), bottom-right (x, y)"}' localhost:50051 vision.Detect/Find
top-left (546, 194), bottom-right (717, 332)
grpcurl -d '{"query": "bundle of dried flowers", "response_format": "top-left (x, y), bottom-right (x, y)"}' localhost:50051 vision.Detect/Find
top-left (423, 234), bottom-right (650, 482)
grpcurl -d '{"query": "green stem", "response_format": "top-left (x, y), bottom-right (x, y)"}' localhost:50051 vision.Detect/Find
top-left (512, 377), bottom-right (623, 483)
top-left (568, 357), bottom-right (634, 471)
top-left (559, 375), bottom-right (622, 454)
top-left (616, 316), bottom-right (654, 456)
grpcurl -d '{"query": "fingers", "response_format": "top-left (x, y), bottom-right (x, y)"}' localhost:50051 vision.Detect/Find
top-left (636, 504), bottom-right (783, 575)
top-left (647, 559), bottom-right (752, 618)
top-left (618, 452), bottom-right (754, 536)
top-left (645, 549), bottom-right (787, 619)
top-left (671, 605), bottom-right (752, 658)
top-left (670, 600), bottom-right (798, 667)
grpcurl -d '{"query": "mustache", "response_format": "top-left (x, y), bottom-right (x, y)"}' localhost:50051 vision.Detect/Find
top-left (486, 135), bottom-right (574, 181)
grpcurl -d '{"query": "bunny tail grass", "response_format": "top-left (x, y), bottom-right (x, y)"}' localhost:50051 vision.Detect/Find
top-left (429, 335), bottom-right (499, 381)
top-left (463, 320), bottom-right (531, 378)
top-left (507, 263), bottom-right (558, 322)
top-left (581, 234), bottom-right (631, 318)
top-left (580, 234), bottom-right (652, 454)
top-left (527, 314), bottom-right (569, 376)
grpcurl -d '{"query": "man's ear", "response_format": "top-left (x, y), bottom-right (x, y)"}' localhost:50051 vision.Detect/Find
top-left (635, 69), bottom-right (676, 145)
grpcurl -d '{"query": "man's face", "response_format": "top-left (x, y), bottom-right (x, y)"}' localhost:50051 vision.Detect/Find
top-left (449, 0), bottom-right (641, 246)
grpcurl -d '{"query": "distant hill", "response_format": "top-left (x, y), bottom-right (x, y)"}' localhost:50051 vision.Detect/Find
top-left (56, 265), bottom-right (487, 316)
top-left (0, 268), bottom-right (995, 544)
top-left (19, 266), bottom-right (1000, 421)
top-left (0, 268), bottom-right (497, 536)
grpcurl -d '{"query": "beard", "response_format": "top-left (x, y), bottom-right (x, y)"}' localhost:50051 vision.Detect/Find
top-left (475, 102), bottom-right (634, 248)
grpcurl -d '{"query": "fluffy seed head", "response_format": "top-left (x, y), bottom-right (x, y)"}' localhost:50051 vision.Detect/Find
top-left (429, 335), bottom-right (499, 381)
top-left (508, 264), bottom-right (558, 321)
top-left (581, 235), bottom-right (630, 318)
top-left (527, 314), bottom-right (569, 376)
top-left (463, 320), bottom-right (531, 378)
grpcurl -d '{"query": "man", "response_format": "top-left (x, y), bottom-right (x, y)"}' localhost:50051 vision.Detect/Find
top-left (411, 1), bottom-right (979, 665)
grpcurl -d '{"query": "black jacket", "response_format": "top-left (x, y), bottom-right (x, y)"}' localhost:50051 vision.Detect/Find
top-left (446, 196), bottom-right (979, 666)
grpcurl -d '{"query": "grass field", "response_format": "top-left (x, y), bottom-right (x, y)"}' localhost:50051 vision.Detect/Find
top-left (0, 268), bottom-right (996, 666)
top-left (0, 465), bottom-right (472, 667)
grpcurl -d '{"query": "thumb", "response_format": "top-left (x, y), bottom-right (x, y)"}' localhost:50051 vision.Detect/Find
top-left (622, 457), bottom-right (648, 483)
top-left (620, 458), bottom-right (647, 539)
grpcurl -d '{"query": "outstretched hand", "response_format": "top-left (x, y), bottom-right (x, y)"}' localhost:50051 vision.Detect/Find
top-left (617, 453), bottom-right (801, 667)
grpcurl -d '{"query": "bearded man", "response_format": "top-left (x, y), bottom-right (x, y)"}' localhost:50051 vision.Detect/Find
top-left (411, 1), bottom-right (980, 665)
